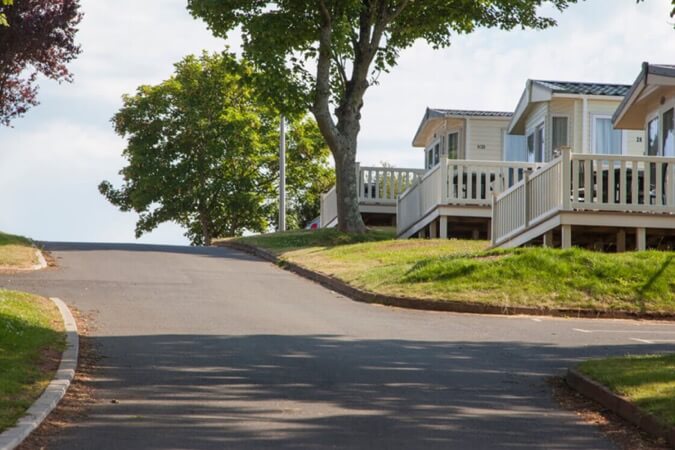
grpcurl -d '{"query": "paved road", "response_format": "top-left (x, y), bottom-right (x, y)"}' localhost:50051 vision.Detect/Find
top-left (2, 243), bottom-right (675, 449)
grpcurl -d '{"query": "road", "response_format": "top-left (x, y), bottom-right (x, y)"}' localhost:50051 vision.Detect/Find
top-left (1, 242), bottom-right (674, 449)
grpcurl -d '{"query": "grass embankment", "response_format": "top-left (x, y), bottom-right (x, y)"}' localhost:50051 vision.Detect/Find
top-left (0, 290), bottom-right (64, 431)
top-left (232, 228), bottom-right (675, 313)
top-left (579, 354), bottom-right (675, 427)
top-left (0, 231), bottom-right (38, 269)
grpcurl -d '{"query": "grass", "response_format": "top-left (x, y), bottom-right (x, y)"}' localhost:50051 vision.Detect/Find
top-left (0, 290), bottom-right (65, 431)
top-left (233, 228), bottom-right (675, 313)
top-left (579, 354), bottom-right (675, 427)
top-left (0, 231), bottom-right (37, 269)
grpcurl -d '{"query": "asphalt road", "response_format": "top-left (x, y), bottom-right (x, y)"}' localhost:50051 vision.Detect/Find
top-left (2, 242), bottom-right (675, 449)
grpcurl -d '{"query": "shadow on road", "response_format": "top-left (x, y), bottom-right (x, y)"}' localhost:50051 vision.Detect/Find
top-left (51, 334), bottom-right (670, 449)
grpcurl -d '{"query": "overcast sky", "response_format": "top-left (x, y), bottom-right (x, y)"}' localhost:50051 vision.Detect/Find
top-left (0, 0), bottom-right (673, 245)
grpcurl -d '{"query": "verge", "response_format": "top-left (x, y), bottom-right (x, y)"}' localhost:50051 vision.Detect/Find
top-left (221, 240), bottom-right (675, 321)
top-left (0, 298), bottom-right (78, 450)
top-left (566, 368), bottom-right (675, 447)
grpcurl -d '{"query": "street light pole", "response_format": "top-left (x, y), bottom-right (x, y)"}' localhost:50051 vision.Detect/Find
top-left (279, 115), bottom-right (286, 232)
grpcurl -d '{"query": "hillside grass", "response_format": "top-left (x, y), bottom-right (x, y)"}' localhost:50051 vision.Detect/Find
top-left (0, 290), bottom-right (65, 431)
top-left (233, 229), bottom-right (675, 313)
top-left (0, 232), bottom-right (37, 269)
top-left (579, 354), bottom-right (675, 427)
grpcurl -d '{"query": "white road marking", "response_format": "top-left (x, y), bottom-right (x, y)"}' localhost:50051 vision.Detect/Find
top-left (630, 338), bottom-right (655, 344)
top-left (531, 318), bottom-right (542, 322)
top-left (573, 328), bottom-right (675, 335)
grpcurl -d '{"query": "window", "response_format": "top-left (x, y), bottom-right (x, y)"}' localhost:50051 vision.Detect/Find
top-left (434, 143), bottom-right (440, 166)
top-left (663, 108), bottom-right (674, 157)
top-left (647, 117), bottom-right (659, 156)
top-left (535, 124), bottom-right (544, 163)
top-left (426, 147), bottom-right (433, 169)
top-left (448, 133), bottom-right (459, 160)
top-left (552, 116), bottom-right (568, 152)
top-left (593, 117), bottom-right (622, 155)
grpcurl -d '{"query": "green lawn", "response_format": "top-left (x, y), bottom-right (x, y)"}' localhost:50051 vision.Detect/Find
top-left (0, 231), bottom-right (38, 269)
top-left (0, 290), bottom-right (65, 431)
top-left (579, 354), bottom-right (675, 427)
top-left (232, 229), bottom-right (675, 313)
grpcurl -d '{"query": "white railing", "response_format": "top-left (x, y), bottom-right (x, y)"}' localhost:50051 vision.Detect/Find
top-left (492, 149), bottom-right (675, 246)
top-left (397, 165), bottom-right (442, 235)
top-left (320, 165), bottom-right (425, 228)
top-left (357, 166), bottom-right (425, 204)
top-left (492, 157), bottom-right (564, 244)
top-left (397, 160), bottom-right (540, 236)
top-left (447, 160), bottom-right (537, 206)
top-left (570, 154), bottom-right (675, 213)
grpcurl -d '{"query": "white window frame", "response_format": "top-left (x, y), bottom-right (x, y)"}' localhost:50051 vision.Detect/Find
top-left (591, 114), bottom-right (625, 155)
top-left (645, 112), bottom-right (660, 156)
top-left (447, 130), bottom-right (460, 160)
top-left (551, 114), bottom-right (570, 154)
top-left (425, 138), bottom-right (441, 170)
top-left (525, 119), bottom-right (545, 163)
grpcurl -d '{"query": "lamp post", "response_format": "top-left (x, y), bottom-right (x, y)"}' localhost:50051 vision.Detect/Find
top-left (279, 115), bottom-right (286, 232)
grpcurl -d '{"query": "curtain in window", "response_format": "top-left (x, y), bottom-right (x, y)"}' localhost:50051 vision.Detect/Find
top-left (663, 108), bottom-right (674, 157)
top-left (648, 117), bottom-right (660, 156)
top-left (552, 117), bottom-right (568, 151)
top-left (594, 118), bottom-right (622, 154)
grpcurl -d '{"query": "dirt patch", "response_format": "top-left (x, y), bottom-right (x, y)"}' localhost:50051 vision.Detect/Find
top-left (17, 307), bottom-right (100, 450)
top-left (550, 376), bottom-right (669, 450)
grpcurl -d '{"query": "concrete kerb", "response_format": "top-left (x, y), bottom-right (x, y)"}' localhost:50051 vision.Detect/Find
top-left (220, 240), bottom-right (675, 321)
top-left (0, 298), bottom-right (79, 450)
top-left (566, 368), bottom-right (675, 447)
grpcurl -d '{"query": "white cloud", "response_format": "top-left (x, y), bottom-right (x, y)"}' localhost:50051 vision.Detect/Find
top-left (0, 0), bottom-right (673, 242)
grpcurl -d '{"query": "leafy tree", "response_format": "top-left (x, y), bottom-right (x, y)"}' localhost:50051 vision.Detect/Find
top-left (188, 0), bottom-right (578, 233)
top-left (100, 52), bottom-right (332, 245)
top-left (0, 0), bottom-right (82, 125)
top-left (0, 0), bottom-right (13, 27)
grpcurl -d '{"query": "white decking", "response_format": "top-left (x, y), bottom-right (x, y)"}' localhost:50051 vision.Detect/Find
top-left (396, 160), bottom-right (540, 238)
top-left (492, 149), bottom-right (675, 249)
top-left (320, 165), bottom-right (425, 228)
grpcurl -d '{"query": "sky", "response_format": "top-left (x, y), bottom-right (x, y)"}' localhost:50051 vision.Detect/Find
top-left (0, 0), bottom-right (673, 245)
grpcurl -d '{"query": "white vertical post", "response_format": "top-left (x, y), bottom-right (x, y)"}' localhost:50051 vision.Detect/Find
top-left (561, 224), bottom-right (572, 249)
top-left (582, 96), bottom-right (589, 154)
top-left (279, 115), bottom-right (286, 232)
top-left (439, 215), bottom-right (448, 240)
top-left (430, 220), bottom-right (438, 239)
top-left (616, 229), bottom-right (626, 253)
top-left (523, 171), bottom-right (531, 228)
top-left (636, 227), bottom-right (646, 251)
top-left (543, 231), bottom-right (554, 247)
top-left (561, 147), bottom-right (572, 211)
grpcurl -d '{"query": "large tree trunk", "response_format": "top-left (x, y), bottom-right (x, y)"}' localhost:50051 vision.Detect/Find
top-left (199, 210), bottom-right (212, 246)
top-left (333, 135), bottom-right (366, 233)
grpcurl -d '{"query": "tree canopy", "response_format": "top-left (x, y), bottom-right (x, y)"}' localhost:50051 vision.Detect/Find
top-left (0, 0), bottom-right (82, 125)
top-left (100, 52), bottom-right (333, 245)
top-left (188, 0), bottom-right (579, 233)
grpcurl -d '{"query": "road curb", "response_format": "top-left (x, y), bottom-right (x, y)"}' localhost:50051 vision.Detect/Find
top-left (31, 249), bottom-right (48, 271)
top-left (0, 298), bottom-right (79, 450)
top-left (221, 241), bottom-right (675, 321)
top-left (566, 368), bottom-right (675, 447)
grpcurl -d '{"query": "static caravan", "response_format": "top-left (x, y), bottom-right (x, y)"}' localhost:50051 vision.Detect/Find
top-left (507, 79), bottom-right (645, 162)
top-left (492, 69), bottom-right (674, 251)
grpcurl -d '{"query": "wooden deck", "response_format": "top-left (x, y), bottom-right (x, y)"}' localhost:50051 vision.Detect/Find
top-left (492, 149), bottom-right (675, 250)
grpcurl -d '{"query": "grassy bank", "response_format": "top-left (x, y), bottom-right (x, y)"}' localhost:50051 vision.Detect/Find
top-left (0, 231), bottom-right (38, 269)
top-left (232, 229), bottom-right (675, 313)
top-left (579, 354), bottom-right (675, 427)
top-left (0, 290), bottom-right (64, 431)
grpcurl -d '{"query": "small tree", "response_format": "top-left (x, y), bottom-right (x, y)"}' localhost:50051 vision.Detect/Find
top-left (0, 0), bottom-right (82, 125)
top-left (188, 0), bottom-right (578, 233)
top-left (100, 52), bottom-right (332, 245)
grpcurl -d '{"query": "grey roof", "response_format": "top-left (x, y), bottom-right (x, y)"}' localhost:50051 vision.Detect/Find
top-left (613, 62), bottom-right (675, 126)
top-left (427, 108), bottom-right (513, 119)
top-left (533, 80), bottom-right (631, 97)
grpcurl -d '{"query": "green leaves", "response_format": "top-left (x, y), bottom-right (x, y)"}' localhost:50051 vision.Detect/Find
top-left (0, 0), bottom-right (12, 27)
top-left (101, 52), bottom-right (333, 245)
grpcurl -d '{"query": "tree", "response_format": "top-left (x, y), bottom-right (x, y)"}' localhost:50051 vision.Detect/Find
top-left (188, 0), bottom-right (578, 233)
top-left (100, 52), bottom-right (332, 246)
top-left (0, 0), bottom-right (82, 126)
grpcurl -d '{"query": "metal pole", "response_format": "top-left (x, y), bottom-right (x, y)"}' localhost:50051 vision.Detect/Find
top-left (279, 115), bottom-right (286, 232)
